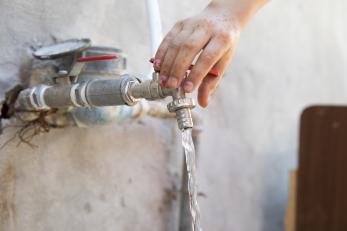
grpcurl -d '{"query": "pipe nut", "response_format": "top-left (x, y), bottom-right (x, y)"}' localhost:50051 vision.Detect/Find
top-left (167, 97), bottom-right (196, 130)
top-left (121, 78), bottom-right (140, 106)
top-left (167, 98), bottom-right (196, 112)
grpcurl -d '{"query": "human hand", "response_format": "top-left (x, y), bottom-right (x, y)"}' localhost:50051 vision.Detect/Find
top-left (154, 3), bottom-right (241, 107)
top-left (153, 0), bottom-right (267, 107)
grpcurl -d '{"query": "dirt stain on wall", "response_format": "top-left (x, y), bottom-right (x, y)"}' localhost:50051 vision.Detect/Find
top-left (0, 163), bottom-right (16, 231)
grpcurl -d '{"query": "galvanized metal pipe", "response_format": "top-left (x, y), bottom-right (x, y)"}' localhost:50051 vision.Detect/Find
top-left (15, 75), bottom-right (139, 111)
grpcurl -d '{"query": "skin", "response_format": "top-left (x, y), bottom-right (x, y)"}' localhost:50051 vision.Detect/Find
top-left (153, 0), bottom-right (268, 107)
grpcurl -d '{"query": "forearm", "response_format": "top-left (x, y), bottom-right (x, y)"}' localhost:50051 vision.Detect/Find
top-left (207, 0), bottom-right (268, 27)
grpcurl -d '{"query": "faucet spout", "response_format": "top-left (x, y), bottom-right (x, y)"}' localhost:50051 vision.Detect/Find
top-left (167, 95), bottom-right (195, 131)
top-left (128, 72), bottom-right (196, 130)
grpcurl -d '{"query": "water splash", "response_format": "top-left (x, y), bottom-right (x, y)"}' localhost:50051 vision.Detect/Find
top-left (181, 128), bottom-right (202, 231)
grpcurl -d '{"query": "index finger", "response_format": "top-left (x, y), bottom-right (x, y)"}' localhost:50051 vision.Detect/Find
top-left (168, 28), bottom-right (212, 89)
top-left (154, 21), bottom-right (183, 62)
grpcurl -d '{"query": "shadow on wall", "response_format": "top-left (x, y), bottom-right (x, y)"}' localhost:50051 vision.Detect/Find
top-left (260, 152), bottom-right (294, 231)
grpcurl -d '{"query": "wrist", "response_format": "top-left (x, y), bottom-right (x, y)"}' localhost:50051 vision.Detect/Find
top-left (206, 0), bottom-right (268, 28)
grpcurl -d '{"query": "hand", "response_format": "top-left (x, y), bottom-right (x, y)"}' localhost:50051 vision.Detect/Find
top-left (154, 3), bottom-right (241, 107)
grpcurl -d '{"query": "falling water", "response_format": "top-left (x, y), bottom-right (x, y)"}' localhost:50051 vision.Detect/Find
top-left (181, 128), bottom-right (202, 231)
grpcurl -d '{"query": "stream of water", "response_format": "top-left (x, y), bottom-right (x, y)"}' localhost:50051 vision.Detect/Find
top-left (181, 128), bottom-right (202, 231)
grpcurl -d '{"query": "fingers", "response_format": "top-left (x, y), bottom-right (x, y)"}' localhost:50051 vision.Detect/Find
top-left (159, 29), bottom-right (193, 87)
top-left (198, 48), bottom-right (234, 107)
top-left (153, 18), bottom-right (239, 108)
top-left (165, 28), bottom-right (211, 89)
top-left (154, 21), bottom-right (183, 63)
top-left (183, 33), bottom-right (232, 93)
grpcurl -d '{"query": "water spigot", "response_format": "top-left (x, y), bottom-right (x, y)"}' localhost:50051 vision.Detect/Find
top-left (127, 71), bottom-right (196, 130)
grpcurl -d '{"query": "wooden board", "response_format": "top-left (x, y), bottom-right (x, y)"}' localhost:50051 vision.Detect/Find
top-left (296, 106), bottom-right (347, 231)
top-left (285, 170), bottom-right (297, 231)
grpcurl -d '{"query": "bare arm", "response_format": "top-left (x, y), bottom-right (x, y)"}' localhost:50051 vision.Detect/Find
top-left (154, 0), bottom-right (268, 107)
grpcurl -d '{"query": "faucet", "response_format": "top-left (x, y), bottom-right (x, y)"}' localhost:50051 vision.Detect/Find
top-left (128, 71), bottom-right (196, 130)
top-left (15, 40), bottom-right (196, 130)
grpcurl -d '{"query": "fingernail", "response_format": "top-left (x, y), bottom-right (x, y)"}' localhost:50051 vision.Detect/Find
top-left (159, 75), bottom-right (168, 86)
top-left (183, 81), bottom-right (194, 92)
top-left (166, 78), bottom-right (178, 88)
top-left (153, 59), bottom-right (161, 71)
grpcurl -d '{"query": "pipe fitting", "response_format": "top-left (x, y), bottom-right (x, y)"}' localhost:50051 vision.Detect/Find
top-left (167, 98), bottom-right (196, 112)
top-left (128, 72), bottom-right (196, 130)
top-left (167, 98), bottom-right (195, 130)
top-left (121, 79), bottom-right (140, 106)
top-left (129, 72), bottom-right (169, 100)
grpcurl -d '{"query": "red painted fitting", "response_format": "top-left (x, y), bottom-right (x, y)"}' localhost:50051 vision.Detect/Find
top-left (77, 55), bottom-right (118, 62)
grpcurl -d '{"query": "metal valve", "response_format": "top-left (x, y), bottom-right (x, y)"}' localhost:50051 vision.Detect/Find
top-left (128, 71), bottom-right (196, 130)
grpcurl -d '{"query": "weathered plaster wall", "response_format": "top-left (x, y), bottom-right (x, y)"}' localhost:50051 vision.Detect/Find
top-left (1, 0), bottom-right (347, 231)
top-left (189, 1), bottom-right (347, 231)
top-left (159, 0), bottom-right (347, 230)
top-left (0, 1), bottom-right (181, 231)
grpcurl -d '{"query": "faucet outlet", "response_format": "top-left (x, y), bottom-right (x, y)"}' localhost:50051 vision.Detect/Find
top-left (128, 72), bottom-right (196, 130)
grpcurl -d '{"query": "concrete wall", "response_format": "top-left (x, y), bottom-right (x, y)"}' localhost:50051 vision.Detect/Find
top-left (1, 0), bottom-right (347, 231)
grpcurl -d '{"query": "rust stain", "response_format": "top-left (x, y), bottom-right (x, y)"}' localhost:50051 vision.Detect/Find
top-left (0, 163), bottom-right (16, 231)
